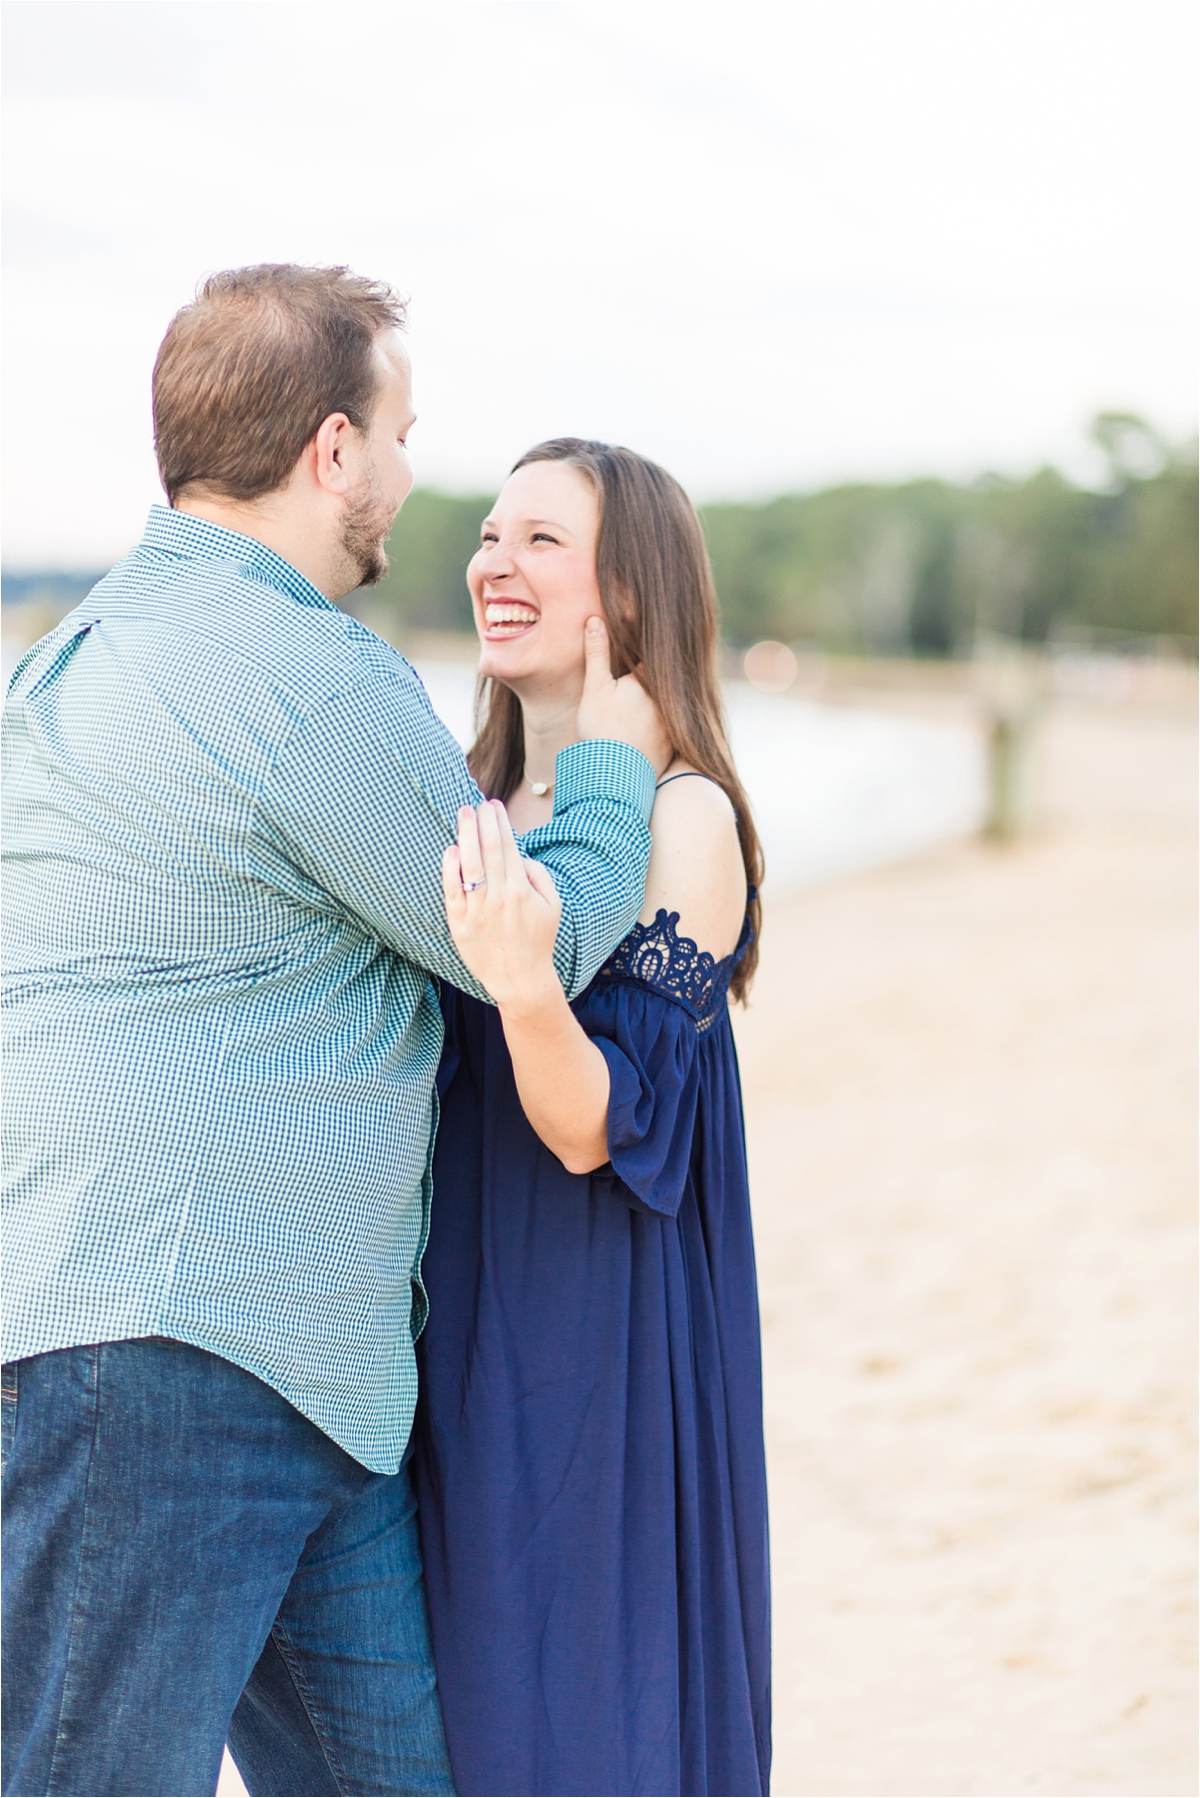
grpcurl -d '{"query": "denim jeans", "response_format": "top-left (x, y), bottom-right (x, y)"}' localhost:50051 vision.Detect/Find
top-left (1, 1339), bottom-right (455, 1798)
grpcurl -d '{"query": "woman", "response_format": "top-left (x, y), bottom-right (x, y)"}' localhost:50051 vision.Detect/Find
top-left (413, 440), bottom-right (769, 1798)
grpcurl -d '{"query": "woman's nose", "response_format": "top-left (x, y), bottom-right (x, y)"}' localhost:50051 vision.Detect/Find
top-left (475, 540), bottom-right (516, 581)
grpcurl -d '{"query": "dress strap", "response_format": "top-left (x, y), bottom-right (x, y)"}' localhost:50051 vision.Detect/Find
top-left (655, 771), bottom-right (722, 791)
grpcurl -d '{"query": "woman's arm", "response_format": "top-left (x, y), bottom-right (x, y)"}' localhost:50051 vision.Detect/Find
top-left (442, 800), bottom-right (612, 1173)
top-left (441, 774), bottom-right (747, 1176)
top-left (490, 985), bottom-right (612, 1176)
top-left (635, 769), bottom-right (746, 953)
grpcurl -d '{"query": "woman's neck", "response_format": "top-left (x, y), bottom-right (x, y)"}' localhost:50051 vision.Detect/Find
top-left (521, 691), bottom-right (579, 788)
top-left (505, 686), bottom-right (580, 834)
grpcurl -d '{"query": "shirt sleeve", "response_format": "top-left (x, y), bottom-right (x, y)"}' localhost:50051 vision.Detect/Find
top-left (255, 664), bottom-right (655, 1001)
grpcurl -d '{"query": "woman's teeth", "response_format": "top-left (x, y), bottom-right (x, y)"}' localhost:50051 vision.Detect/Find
top-left (484, 604), bottom-right (538, 634)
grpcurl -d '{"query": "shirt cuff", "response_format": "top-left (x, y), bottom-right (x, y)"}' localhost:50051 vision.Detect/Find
top-left (553, 740), bottom-right (656, 823)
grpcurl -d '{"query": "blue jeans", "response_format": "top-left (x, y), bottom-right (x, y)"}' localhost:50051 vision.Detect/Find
top-left (1, 1339), bottom-right (455, 1798)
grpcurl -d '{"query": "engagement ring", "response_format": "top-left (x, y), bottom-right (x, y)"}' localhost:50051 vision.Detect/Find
top-left (461, 877), bottom-right (487, 893)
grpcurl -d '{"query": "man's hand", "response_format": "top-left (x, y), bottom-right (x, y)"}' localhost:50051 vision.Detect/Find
top-left (575, 616), bottom-right (673, 775)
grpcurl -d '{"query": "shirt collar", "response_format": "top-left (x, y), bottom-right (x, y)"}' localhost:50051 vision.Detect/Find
top-left (140, 505), bottom-right (338, 613)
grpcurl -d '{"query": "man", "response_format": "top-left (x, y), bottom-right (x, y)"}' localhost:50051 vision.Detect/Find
top-left (2, 264), bottom-right (666, 1798)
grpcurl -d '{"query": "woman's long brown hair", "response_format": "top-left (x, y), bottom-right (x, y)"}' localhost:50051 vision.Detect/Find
top-left (468, 438), bottom-right (763, 999)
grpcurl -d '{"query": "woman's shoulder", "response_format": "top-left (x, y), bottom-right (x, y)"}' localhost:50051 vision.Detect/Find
top-left (641, 768), bottom-right (746, 961)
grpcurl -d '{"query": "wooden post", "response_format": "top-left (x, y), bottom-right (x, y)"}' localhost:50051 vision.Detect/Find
top-left (976, 636), bottom-right (1045, 840)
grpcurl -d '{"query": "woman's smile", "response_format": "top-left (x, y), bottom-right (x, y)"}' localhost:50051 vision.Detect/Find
top-left (482, 600), bottom-right (540, 640)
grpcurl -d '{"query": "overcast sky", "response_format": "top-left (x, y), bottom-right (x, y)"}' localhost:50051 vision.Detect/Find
top-left (3, 0), bottom-right (1196, 568)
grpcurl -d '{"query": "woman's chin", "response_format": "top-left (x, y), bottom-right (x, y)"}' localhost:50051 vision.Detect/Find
top-left (476, 642), bottom-right (521, 683)
top-left (477, 637), bottom-right (543, 685)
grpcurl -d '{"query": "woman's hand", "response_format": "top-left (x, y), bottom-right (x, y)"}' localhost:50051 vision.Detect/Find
top-left (442, 799), bottom-right (612, 1172)
top-left (442, 800), bottom-right (563, 1011)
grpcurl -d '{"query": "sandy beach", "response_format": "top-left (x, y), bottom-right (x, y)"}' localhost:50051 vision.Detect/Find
top-left (215, 679), bottom-right (1195, 1798)
top-left (737, 687), bottom-right (1196, 1796)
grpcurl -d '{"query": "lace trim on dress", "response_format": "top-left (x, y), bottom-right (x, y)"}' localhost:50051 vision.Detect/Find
top-left (596, 906), bottom-right (754, 1034)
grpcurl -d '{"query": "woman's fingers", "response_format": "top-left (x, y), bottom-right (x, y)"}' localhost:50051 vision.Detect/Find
top-left (441, 801), bottom-right (563, 1003)
top-left (484, 800), bottom-right (562, 920)
top-left (524, 857), bottom-right (561, 914)
top-left (490, 800), bottom-right (530, 889)
top-left (491, 798), bottom-right (518, 847)
top-left (450, 794), bottom-right (559, 933)
top-left (456, 806), bottom-right (487, 894)
top-left (442, 845), bottom-right (469, 937)
top-left (474, 799), bottom-right (510, 892)
top-left (577, 636), bottom-right (673, 773)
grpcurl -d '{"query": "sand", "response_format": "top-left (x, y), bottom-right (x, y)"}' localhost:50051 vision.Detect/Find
top-left (737, 690), bottom-right (1196, 1797)
top-left (220, 681), bottom-right (1196, 1798)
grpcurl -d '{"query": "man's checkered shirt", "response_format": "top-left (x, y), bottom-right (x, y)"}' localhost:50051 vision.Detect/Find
top-left (3, 507), bottom-right (654, 1471)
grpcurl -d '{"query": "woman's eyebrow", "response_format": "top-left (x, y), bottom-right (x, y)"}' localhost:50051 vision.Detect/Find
top-left (480, 515), bottom-right (576, 536)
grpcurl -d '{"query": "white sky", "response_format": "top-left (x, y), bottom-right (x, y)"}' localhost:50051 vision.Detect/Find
top-left (3, 0), bottom-right (1196, 568)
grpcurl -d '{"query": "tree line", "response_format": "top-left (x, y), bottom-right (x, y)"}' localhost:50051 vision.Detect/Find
top-left (370, 414), bottom-right (1196, 654)
top-left (4, 416), bottom-right (1193, 656)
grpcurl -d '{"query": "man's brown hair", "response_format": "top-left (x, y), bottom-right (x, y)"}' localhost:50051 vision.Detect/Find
top-left (153, 264), bottom-right (408, 505)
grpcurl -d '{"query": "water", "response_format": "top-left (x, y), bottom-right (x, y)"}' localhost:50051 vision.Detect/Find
top-left (0, 620), bottom-right (987, 892)
top-left (413, 661), bottom-right (987, 894)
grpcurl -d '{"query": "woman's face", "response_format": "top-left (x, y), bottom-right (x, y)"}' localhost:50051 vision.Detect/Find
top-left (467, 461), bottom-right (602, 699)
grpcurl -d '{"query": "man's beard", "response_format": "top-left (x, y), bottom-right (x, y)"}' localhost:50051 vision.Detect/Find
top-left (340, 472), bottom-right (394, 589)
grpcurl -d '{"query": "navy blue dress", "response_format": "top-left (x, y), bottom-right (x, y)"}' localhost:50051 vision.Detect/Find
top-left (413, 907), bottom-right (771, 1798)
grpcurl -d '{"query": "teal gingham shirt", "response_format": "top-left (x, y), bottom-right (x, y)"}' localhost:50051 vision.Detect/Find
top-left (2, 507), bottom-right (654, 1471)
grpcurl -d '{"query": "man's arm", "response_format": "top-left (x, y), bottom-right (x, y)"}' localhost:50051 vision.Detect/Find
top-left (256, 656), bottom-right (656, 1002)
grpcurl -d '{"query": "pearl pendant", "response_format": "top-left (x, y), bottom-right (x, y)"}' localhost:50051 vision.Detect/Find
top-left (529, 780), bottom-right (550, 797)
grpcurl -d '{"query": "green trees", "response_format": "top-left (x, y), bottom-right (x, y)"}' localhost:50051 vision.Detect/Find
top-left (699, 422), bottom-right (1196, 654)
top-left (370, 489), bottom-right (494, 632)
top-left (353, 418), bottom-right (1196, 654)
top-left (1081, 445), bottom-right (1197, 638)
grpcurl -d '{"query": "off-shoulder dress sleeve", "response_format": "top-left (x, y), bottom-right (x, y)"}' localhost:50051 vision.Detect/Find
top-left (581, 980), bottom-right (703, 1219)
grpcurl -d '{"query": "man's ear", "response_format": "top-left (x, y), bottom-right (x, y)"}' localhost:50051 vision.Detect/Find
top-left (312, 412), bottom-right (354, 496)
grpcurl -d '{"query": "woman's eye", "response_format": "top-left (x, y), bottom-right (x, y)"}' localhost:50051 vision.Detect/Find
top-left (531, 532), bottom-right (559, 545)
top-left (480, 532), bottom-right (498, 545)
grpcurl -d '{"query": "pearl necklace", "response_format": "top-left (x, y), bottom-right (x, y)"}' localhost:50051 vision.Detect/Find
top-left (525, 770), bottom-right (553, 797)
